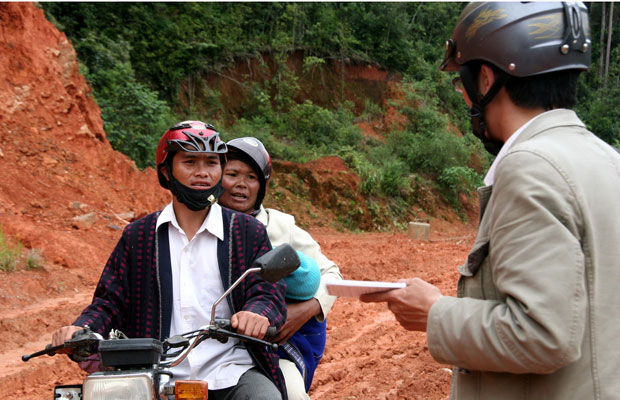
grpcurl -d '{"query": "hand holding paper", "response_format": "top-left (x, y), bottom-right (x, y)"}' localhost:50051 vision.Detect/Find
top-left (359, 277), bottom-right (443, 332)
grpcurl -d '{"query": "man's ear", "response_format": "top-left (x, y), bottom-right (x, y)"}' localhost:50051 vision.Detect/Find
top-left (478, 64), bottom-right (496, 96)
top-left (160, 164), bottom-right (169, 180)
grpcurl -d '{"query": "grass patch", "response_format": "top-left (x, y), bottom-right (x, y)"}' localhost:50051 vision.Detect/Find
top-left (0, 226), bottom-right (44, 272)
top-left (25, 248), bottom-right (45, 270)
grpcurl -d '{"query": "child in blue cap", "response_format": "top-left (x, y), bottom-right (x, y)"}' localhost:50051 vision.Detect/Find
top-left (278, 251), bottom-right (326, 393)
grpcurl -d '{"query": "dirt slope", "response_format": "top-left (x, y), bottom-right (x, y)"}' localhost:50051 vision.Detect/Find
top-left (0, 3), bottom-right (476, 399)
top-left (0, 2), bottom-right (171, 394)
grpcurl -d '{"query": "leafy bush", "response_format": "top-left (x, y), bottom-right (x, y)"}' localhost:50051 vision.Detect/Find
top-left (380, 159), bottom-right (410, 196)
top-left (74, 33), bottom-right (176, 169)
top-left (358, 99), bottom-right (383, 123)
top-left (341, 150), bottom-right (380, 195)
top-left (283, 100), bottom-right (363, 149)
top-left (386, 77), bottom-right (478, 177)
top-left (341, 148), bottom-right (409, 198)
top-left (437, 166), bottom-right (483, 209)
top-left (387, 129), bottom-right (471, 177)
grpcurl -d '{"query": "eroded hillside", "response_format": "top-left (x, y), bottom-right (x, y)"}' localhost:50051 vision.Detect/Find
top-left (0, 4), bottom-right (474, 399)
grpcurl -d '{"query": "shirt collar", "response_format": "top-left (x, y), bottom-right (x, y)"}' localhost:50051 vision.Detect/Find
top-left (156, 202), bottom-right (224, 241)
top-left (206, 202), bottom-right (224, 241)
top-left (484, 109), bottom-right (561, 186)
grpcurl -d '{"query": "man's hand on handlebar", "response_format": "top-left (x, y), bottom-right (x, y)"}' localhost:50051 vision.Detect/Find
top-left (52, 325), bottom-right (84, 347)
top-left (230, 311), bottom-right (270, 340)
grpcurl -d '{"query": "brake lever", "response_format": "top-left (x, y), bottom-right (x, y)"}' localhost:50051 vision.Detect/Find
top-left (206, 326), bottom-right (278, 351)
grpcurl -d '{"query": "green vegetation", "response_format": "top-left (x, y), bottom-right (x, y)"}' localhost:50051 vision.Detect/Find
top-left (41, 3), bottom-right (619, 229)
top-left (438, 166), bottom-right (484, 217)
top-left (577, 3), bottom-right (620, 150)
top-left (0, 226), bottom-right (22, 272)
top-left (0, 226), bottom-right (43, 272)
top-left (25, 248), bottom-right (45, 270)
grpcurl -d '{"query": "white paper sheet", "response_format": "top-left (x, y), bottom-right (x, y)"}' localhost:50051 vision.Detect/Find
top-left (324, 279), bottom-right (406, 297)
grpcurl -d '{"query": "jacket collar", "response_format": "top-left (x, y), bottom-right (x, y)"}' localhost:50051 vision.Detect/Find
top-left (512, 109), bottom-right (585, 147)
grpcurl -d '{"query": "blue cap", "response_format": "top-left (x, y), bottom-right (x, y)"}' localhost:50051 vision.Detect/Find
top-left (284, 251), bottom-right (321, 301)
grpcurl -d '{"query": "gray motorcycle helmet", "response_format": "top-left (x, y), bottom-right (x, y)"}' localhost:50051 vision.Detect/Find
top-left (226, 137), bottom-right (272, 212)
top-left (440, 2), bottom-right (591, 77)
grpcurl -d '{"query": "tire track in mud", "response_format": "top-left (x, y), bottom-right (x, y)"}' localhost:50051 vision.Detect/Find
top-left (311, 300), bottom-right (450, 399)
top-left (0, 291), bottom-right (91, 353)
top-left (0, 290), bottom-right (92, 399)
top-left (1, 290), bottom-right (91, 321)
top-left (310, 302), bottom-right (417, 399)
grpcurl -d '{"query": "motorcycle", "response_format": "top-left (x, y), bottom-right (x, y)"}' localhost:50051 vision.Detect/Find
top-left (22, 243), bottom-right (300, 400)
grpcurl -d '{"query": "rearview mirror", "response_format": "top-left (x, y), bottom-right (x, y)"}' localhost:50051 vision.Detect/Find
top-left (209, 243), bottom-right (301, 327)
top-left (254, 243), bottom-right (300, 282)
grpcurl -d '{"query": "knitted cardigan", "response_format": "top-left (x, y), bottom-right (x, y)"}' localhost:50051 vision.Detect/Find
top-left (74, 208), bottom-right (288, 397)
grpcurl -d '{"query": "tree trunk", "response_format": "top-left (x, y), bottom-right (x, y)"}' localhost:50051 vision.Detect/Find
top-left (186, 75), bottom-right (195, 112)
top-left (599, 2), bottom-right (606, 81)
top-left (604, 2), bottom-right (614, 88)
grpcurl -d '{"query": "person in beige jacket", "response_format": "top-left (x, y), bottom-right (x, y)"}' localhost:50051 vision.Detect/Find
top-left (218, 136), bottom-right (343, 399)
top-left (362, 2), bottom-right (620, 399)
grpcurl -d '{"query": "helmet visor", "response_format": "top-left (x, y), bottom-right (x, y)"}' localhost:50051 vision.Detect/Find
top-left (167, 131), bottom-right (227, 154)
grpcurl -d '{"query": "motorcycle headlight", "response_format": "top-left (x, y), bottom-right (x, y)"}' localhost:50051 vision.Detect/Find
top-left (83, 372), bottom-right (155, 400)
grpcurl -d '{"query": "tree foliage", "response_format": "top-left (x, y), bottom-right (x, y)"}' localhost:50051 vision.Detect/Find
top-left (41, 2), bottom-right (619, 225)
top-left (577, 2), bottom-right (620, 148)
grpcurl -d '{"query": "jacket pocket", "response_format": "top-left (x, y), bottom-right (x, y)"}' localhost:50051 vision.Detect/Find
top-left (459, 240), bottom-right (490, 277)
top-left (458, 240), bottom-right (488, 299)
top-left (457, 239), bottom-right (505, 301)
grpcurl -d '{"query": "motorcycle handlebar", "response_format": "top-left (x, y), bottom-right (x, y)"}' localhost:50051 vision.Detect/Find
top-left (22, 328), bottom-right (102, 362)
top-left (209, 318), bottom-right (279, 348)
top-left (22, 343), bottom-right (66, 362)
top-left (265, 325), bottom-right (277, 340)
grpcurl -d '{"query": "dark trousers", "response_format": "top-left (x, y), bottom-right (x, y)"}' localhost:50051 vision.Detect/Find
top-left (208, 368), bottom-right (282, 400)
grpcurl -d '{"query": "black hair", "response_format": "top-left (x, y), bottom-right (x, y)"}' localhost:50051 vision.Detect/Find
top-left (504, 69), bottom-right (580, 111)
top-left (226, 149), bottom-right (261, 177)
top-left (467, 61), bottom-right (581, 111)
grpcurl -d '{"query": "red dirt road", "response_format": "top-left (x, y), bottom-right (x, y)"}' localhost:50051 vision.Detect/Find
top-left (309, 222), bottom-right (473, 399)
top-left (2, 220), bottom-right (474, 400)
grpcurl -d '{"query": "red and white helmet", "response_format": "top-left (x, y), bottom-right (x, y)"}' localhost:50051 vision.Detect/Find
top-left (155, 121), bottom-right (227, 189)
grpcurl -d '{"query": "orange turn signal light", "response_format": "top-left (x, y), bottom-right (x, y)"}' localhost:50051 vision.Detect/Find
top-left (175, 380), bottom-right (207, 400)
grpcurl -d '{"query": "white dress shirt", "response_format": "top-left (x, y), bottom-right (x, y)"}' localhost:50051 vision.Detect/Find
top-left (156, 202), bottom-right (254, 389)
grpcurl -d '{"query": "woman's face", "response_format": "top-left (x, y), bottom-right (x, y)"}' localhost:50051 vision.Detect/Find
top-left (219, 159), bottom-right (260, 214)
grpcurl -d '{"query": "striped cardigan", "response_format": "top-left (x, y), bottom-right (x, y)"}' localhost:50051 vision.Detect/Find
top-left (74, 207), bottom-right (288, 397)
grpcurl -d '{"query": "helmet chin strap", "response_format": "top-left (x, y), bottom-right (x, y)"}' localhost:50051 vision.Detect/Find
top-left (165, 164), bottom-right (225, 211)
top-left (459, 65), bottom-right (508, 156)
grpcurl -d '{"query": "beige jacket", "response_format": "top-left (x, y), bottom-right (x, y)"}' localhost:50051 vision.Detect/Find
top-left (256, 206), bottom-right (342, 320)
top-left (427, 110), bottom-right (620, 399)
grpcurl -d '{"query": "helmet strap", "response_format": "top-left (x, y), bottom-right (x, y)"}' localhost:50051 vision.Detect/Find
top-left (165, 164), bottom-right (225, 211)
top-left (460, 64), bottom-right (508, 156)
